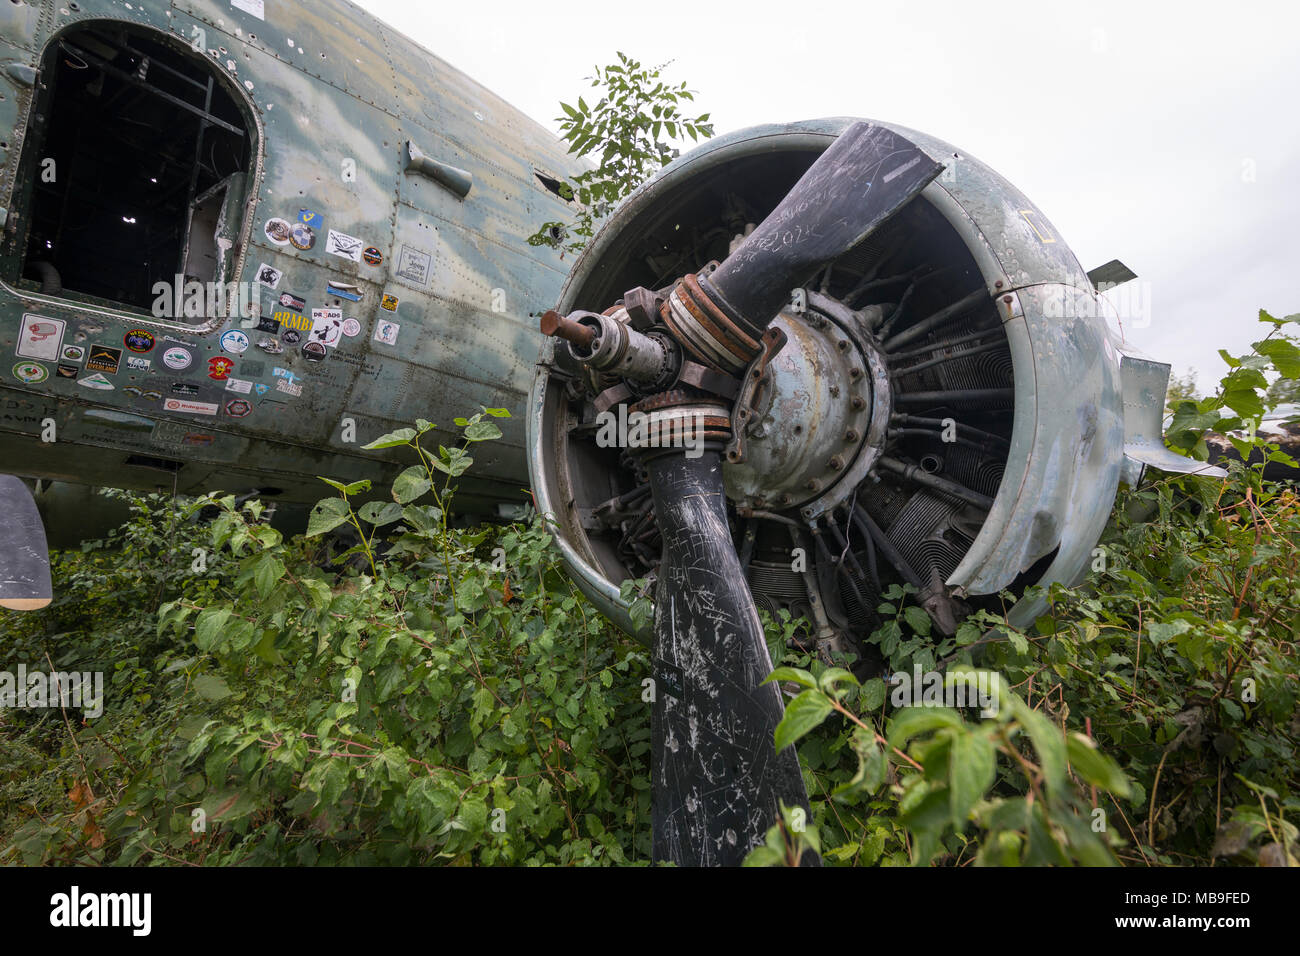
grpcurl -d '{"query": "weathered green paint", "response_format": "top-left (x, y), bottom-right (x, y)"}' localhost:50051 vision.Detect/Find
top-left (0, 0), bottom-right (585, 511)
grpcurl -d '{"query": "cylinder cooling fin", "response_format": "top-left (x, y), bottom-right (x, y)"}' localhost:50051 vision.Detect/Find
top-left (528, 117), bottom-right (1136, 653)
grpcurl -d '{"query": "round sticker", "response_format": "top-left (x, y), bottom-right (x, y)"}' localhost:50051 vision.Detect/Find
top-left (62, 345), bottom-right (85, 362)
top-left (301, 341), bottom-right (327, 362)
top-left (363, 247), bottom-right (383, 266)
top-left (290, 222), bottom-right (316, 250)
top-left (220, 329), bottom-right (250, 354)
top-left (281, 329), bottom-right (302, 345)
top-left (264, 217), bottom-right (292, 245)
top-left (340, 317), bottom-right (361, 338)
top-left (163, 347), bottom-right (192, 370)
top-left (13, 360), bottom-right (48, 384)
top-left (123, 329), bottom-right (155, 353)
top-left (208, 357), bottom-right (234, 380)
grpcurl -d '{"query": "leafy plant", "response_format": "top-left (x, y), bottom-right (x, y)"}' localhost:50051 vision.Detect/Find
top-left (528, 52), bottom-right (713, 255)
top-left (747, 310), bottom-right (1300, 867)
top-left (2, 410), bottom-right (653, 865)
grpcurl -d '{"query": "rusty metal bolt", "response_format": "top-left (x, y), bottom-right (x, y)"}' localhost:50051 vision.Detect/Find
top-left (844, 428), bottom-right (860, 442)
top-left (850, 395), bottom-right (867, 411)
top-left (622, 286), bottom-right (664, 331)
top-left (805, 479), bottom-right (822, 492)
top-left (849, 366), bottom-right (862, 380)
top-left (778, 493), bottom-right (793, 506)
top-left (836, 339), bottom-right (850, 352)
top-left (540, 309), bottom-right (595, 349)
top-left (828, 455), bottom-right (845, 471)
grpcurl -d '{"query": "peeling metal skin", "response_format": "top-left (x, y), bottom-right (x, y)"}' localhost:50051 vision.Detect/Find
top-left (948, 283), bottom-right (1125, 598)
top-left (529, 116), bottom-right (1191, 636)
top-left (646, 448), bottom-right (814, 866)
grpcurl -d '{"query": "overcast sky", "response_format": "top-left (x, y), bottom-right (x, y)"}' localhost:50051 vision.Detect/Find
top-left (359, 0), bottom-right (1299, 391)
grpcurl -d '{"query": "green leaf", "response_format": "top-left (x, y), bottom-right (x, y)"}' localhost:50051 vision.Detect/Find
top-left (192, 673), bottom-right (231, 701)
top-left (252, 552), bottom-right (284, 599)
top-left (361, 428), bottom-right (417, 450)
top-left (1222, 386), bottom-right (1264, 421)
top-left (464, 420), bottom-right (503, 442)
top-left (1009, 697), bottom-right (1067, 799)
top-left (252, 629), bottom-right (285, 666)
top-left (887, 707), bottom-right (964, 749)
top-left (484, 407), bottom-right (511, 418)
top-left (359, 500), bottom-right (404, 526)
top-left (306, 497), bottom-right (352, 537)
top-left (194, 607), bottom-right (231, 650)
top-left (763, 666), bottom-right (817, 690)
top-left (1065, 732), bottom-right (1131, 797)
top-left (772, 689), bottom-right (834, 752)
top-left (392, 465), bottom-right (433, 504)
top-left (401, 504), bottom-right (443, 533)
top-left (860, 677), bottom-right (886, 711)
top-left (948, 731), bottom-right (996, 828)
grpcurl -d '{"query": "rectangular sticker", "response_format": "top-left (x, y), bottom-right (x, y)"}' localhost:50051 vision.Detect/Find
top-left (163, 398), bottom-right (219, 416)
top-left (310, 308), bottom-right (344, 348)
top-left (16, 314), bottom-right (66, 361)
top-left (255, 263), bottom-right (282, 290)
top-left (226, 378), bottom-right (253, 394)
top-left (326, 281), bottom-right (363, 302)
top-left (326, 230), bottom-right (363, 262)
top-left (86, 345), bottom-right (123, 374)
top-left (395, 245), bottom-right (432, 286)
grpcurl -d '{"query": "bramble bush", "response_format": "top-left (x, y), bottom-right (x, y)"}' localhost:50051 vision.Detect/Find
top-left (746, 310), bottom-right (1299, 867)
top-left (2, 314), bottom-right (1297, 867)
top-left (1, 410), bottom-right (653, 865)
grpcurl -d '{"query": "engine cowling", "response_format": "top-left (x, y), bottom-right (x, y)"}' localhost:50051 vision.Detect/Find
top-left (526, 117), bottom-right (1216, 865)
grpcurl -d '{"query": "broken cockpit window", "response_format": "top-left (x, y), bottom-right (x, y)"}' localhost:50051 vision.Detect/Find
top-left (8, 23), bottom-right (253, 320)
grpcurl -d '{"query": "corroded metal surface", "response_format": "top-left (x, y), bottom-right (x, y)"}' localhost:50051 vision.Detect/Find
top-left (528, 116), bottom-right (1200, 637)
top-left (0, 0), bottom-right (586, 512)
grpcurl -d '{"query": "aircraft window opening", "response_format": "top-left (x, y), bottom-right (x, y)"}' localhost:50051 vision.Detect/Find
top-left (12, 24), bottom-right (253, 318)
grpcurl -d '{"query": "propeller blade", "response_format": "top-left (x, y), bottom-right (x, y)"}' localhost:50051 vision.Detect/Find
top-left (646, 447), bottom-right (817, 866)
top-left (0, 476), bottom-right (53, 611)
top-left (705, 121), bottom-right (944, 332)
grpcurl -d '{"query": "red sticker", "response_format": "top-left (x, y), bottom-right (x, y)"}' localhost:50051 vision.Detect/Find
top-left (208, 356), bottom-right (234, 380)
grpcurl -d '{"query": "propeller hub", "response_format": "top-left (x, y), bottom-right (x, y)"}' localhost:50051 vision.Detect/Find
top-left (723, 291), bottom-right (892, 521)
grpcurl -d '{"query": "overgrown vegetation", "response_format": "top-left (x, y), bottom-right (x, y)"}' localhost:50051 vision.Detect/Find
top-left (527, 51), bottom-right (713, 255)
top-left (1, 412), bottom-right (653, 864)
top-left (1, 314), bottom-right (1296, 867)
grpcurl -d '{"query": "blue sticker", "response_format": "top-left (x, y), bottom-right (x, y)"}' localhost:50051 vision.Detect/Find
top-left (299, 208), bottom-right (324, 229)
top-left (326, 281), bottom-right (363, 302)
top-left (220, 329), bottom-right (250, 354)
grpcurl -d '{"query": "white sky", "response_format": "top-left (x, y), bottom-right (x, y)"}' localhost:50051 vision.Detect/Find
top-left (359, 0), bottom-right (1300, 390)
